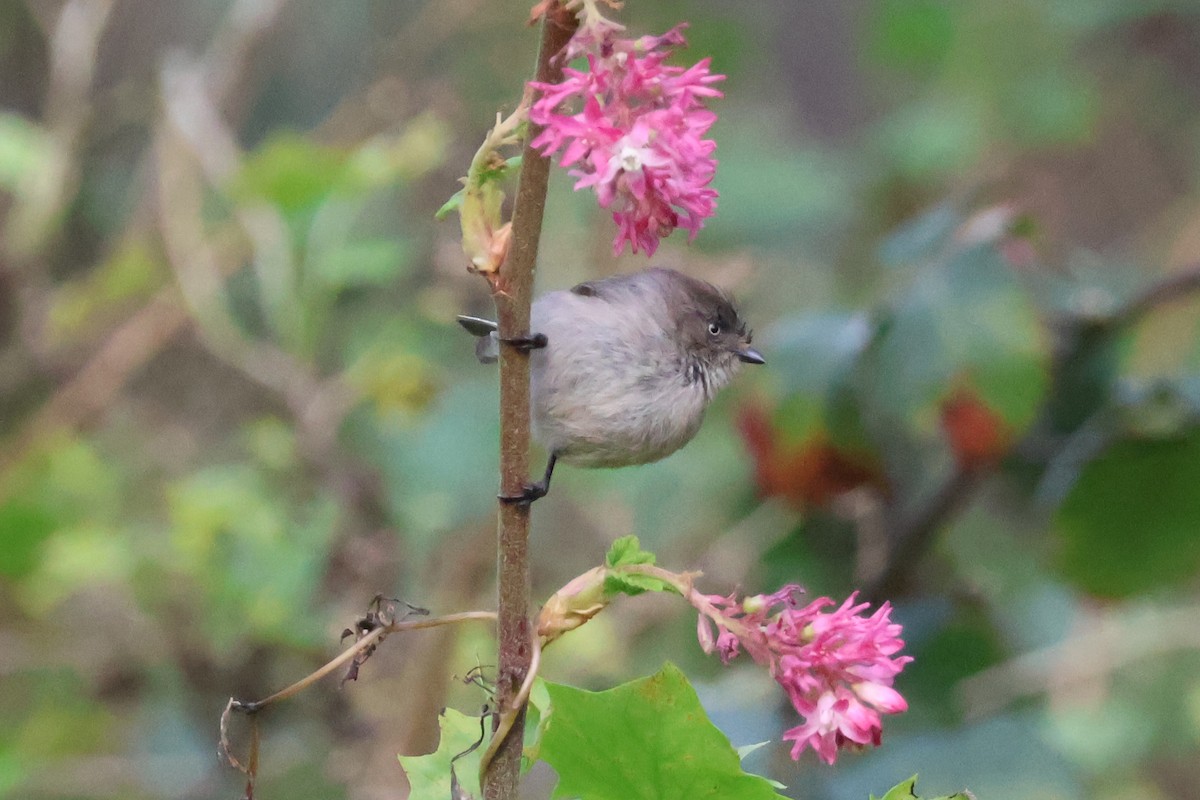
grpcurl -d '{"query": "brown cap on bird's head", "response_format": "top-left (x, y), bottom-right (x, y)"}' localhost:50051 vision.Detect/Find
top-left (658, 268), bottom-right (764, 366)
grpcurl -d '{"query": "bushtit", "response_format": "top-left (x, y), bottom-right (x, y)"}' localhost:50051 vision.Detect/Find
top-left (459, 267), bottom-right (764, 503)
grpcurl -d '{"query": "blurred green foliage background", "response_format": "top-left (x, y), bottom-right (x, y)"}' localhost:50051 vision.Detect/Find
top-left (2, 1), bottom-right (1200, 798)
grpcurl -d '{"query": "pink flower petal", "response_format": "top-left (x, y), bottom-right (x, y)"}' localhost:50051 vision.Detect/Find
top-left (692, 583), bottom-right (911, 764)
top-left (527, 19), bottom-right (723, 255)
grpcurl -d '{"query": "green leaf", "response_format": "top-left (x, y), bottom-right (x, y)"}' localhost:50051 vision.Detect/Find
top-left (603, 536), bottom-right (674, 596)
top-left (0, 745), bottom-right (24, 797)
top-left (734, 741), bottom-right (771, 760)
top-left (877, 203), bottom-right (963, 269)
top-left (769, 312), bottom-right (872, 399)
top-left (479, 154), bottom-right (522, 184)
top-left (436, 187), bottom-right (465, 220)
top-left (871, 774), bottom-right (973, 800)
top-left (858, 243), bottom-right (1047, 434)
top-left (872, 97), bottom-right (986, 179)
top-left (603, 571), bottom-right (674, 597)
top-left (399, 707), bottom-right (487, 800)
top-left (733, 742), bottom-right (786, 790)
top-left (345, 112), bottom-right (450, 187)
top-left (0, 501), bottom-right (55, 579)
top-left (0, 113), bottom-right (48, 189)
top-left (707, 132), bottom-right (852, 249)
top-left (309, 237), bottom-right (410, 289)
top-left (165, 465), bottom-right (339, 648)
top-left (524, 678), bottom-right (553, 766)
top-left (353, 377), bottom-right (500, 554)
top-left (22, 523), bottom-right (134, 614)
top-left (1056, 427), bottom-right (1200, 597)
top-left (538, 663), bottom-right (786, 800)
top-left (233, 134), bottom-right (348, 213)
top-left (900, 613), bottom-right (1004, 726)
top-left (605, 535), bottom-right (656, 568)
top-left (439, 154), bottom-right (521, 220)
top-left (867, 0), bottom-right (955, 73)
top-left (767, 311), bottom-right (873, 446)
top-left (874, 775), bottom-right (919, 800)
top-left (1044, 322), bottom-right (1122, 432)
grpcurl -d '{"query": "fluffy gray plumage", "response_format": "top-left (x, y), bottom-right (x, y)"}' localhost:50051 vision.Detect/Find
top-left (460, 268), bottom-right (763, 473)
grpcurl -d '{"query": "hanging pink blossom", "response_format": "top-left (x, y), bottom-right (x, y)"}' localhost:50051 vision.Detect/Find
top-left (529, 21), bottom-right (724, 255)
top-left (696, 586), bottom-right (911, 764)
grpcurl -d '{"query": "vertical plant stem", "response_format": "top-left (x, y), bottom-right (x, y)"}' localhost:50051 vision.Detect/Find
top-left (484, 8), bottom-right (576, 800)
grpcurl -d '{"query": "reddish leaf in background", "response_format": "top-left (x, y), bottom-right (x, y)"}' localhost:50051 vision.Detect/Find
top-left (940, 386), bottom-right (1011, 471)
top-left (738, 404), bottom-right (883, 509)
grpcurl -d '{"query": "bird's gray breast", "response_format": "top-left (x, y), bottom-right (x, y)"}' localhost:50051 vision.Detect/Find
top-left (529, 290), bottom-right (710, 468)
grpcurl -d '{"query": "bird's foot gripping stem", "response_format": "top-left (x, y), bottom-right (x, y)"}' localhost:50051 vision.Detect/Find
top-left (497, 481), bottom-right (549, 506)
top-left (499, 332), bottom-right (548, 353)
top-left (497, 454), bottom-right (557, 506)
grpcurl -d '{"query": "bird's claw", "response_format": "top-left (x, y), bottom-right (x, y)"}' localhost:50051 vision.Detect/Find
top-left (498, 481), bottom-right (549, 506)
top-left (500, 332), bottom-right (548, 352)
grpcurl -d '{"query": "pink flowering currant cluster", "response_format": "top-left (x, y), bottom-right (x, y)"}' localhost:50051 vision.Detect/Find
top-left (529, 11), bottom-right (724, 255)
top-left (696, 585), bottom-right (912, 764)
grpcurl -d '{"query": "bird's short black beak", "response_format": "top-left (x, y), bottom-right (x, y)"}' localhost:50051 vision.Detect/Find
top-left (737, 347), bottom-right (765, 365)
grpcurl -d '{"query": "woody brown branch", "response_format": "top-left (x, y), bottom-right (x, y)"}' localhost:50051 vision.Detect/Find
top-left (484, 6), bottom-right (577, 800)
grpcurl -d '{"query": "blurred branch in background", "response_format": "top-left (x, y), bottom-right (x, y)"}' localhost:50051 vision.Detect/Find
top-left (0, 288), bottom-right (183, 488)
top-left (155, 57), bottom-right (357, 458)
top-left (5, 0), bottom-right (115, 262)
top-left (1109, 262), bottom-right (1200, 330)
top-left (959, 603), bottom-right (1200, 718)
top-left (862, 466), bottom-right (979, 603)
top-left (200, 0), bottom-right (293, 121)
top-left (0, 0), bottom-right (295, 489)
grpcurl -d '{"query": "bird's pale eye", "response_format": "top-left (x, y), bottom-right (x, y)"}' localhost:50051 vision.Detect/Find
top-left (708, 322), bottom-right (721, 336)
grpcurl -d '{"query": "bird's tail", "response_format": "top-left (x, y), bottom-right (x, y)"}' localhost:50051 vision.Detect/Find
top-left (456, 315), bottom-right (500, 363)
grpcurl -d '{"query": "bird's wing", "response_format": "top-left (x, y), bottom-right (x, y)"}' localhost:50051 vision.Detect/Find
top-left (570, 269), bottom-right (664, 300)
top-left (569, 280), bottom-right (602, 298)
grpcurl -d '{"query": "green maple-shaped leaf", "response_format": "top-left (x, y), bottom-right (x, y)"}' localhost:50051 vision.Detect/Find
top-left (872, 774), bottom-right (974, 800)
top-left (539, 663), bottom-right (786, 800)
top-left (399, 707), bottom-right (487, 800)
top-left (603, 535), bottom-right (673, 596)
top-left (604, 535), bottom-right (656, 568)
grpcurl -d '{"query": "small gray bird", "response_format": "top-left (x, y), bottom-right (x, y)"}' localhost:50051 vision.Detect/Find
top-left (458, 267), bottom-right (764, 503)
